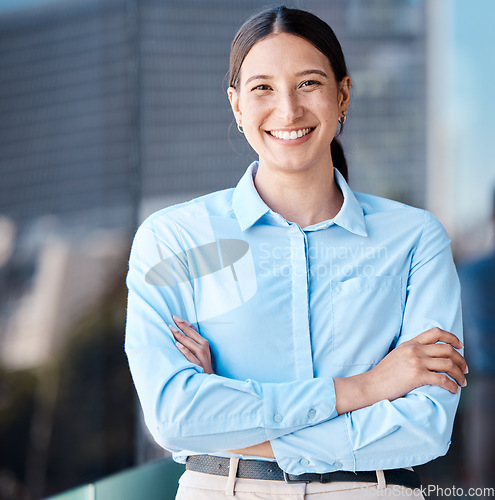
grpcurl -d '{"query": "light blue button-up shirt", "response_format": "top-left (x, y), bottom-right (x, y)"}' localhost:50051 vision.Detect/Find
top-left (125, 161), bottom-right (462, 474)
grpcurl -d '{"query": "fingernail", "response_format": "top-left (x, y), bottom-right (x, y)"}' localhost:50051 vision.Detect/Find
top-left (464, 366), bottom-right (469, 374)
top-left (176, 341), bottom-right (184, 349)
top-left (173, 315), bottom-right (192, 326)
top-left (169, 324), bottom-right (179, 332)
top-left (462, 380), bottom-right (467, 387)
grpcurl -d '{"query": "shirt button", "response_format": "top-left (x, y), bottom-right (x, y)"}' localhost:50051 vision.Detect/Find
top-left (274, 414), bottom-right (283, 423)
top-left (334, 461), bottom-right (343, 469)
top-left (300, 458), bottom-right (310, 467)
top-left (308, 409), bottom-right (316, 419)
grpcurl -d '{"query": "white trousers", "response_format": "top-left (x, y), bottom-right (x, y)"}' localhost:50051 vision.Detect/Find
top-left (175, 458), bottom-right (425, 499)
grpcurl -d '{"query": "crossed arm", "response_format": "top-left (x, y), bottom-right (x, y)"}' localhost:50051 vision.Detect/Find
top-left (126, 210), bottom-right (466, 470)
top-left (170, 317), bottom-right (467, 459)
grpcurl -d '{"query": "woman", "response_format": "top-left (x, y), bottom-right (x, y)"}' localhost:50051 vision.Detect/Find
top-left (125, 6), bottom-right (467, 499)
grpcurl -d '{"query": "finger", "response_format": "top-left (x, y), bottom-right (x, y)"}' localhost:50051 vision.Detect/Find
top-left (423, 343), bottom-right (469, 374)
top-left (425, 357), bottom-right (467, 388)
top-left (170, 325), bottom-right (210, 365)
top-left (170, 325), bottom-right (204, 366)
top-left (413, 327), bottom-right (463, 349)
top-left (170, 324), bottom-right (201, 351)
top-left (175, 341), bottom-right (201, 366)
top-left (173, 316), bottom-right (210, 349)
top-left (429, 372), bottom-right (462, 394)
top-left (415, 328), bottom-right (463, 348)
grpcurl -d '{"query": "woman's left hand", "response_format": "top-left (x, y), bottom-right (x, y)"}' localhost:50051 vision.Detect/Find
top-left (169, 316), bottom-right (214, 374)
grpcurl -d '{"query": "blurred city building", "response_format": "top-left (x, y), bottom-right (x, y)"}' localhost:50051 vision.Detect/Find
top-left (0, 0), bottom-right (431, 229)
top-left (427, 0), bottom-right (495, 256)
top-left (0, 0), bottom-right (431, 365)
top-left (0, 0), bottom-right (494, 498)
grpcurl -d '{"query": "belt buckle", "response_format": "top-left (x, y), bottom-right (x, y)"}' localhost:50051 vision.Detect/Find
top-left (283, 471), bottom-right (310, 483)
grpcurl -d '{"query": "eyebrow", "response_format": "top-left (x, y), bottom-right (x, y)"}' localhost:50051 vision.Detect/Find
top-left (244, 69), bottom-right (328, 86)
top-left (244, 74), bottom-right (271, 86)
top-left (298, 69), bottom-right (328, 78)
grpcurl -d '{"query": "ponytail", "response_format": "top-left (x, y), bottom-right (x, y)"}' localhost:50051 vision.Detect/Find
top-left (331, 137), bottom-right (348, 182)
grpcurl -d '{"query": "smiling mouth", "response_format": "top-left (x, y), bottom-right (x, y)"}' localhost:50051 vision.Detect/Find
top-left (267, 127), bottom-right (315, 140)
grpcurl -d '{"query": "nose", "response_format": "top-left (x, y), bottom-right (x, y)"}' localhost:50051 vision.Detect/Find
top-left (276, 91), bottom-right (303, 123)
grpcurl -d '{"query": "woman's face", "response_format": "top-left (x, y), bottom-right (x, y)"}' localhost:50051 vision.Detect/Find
top-left (228, 32), bottom-right (350, 175)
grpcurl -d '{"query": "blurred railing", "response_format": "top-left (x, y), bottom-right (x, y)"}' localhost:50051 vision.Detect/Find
top-left (44, 458), bottom-right (185, 500)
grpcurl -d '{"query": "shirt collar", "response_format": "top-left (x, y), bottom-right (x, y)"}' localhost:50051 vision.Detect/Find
top-left (232, 162), bottom-right (271, 232)
top-left (332, 168), bottom-right (368, 237)
top-left (232, 161), bottom-right (367, 237)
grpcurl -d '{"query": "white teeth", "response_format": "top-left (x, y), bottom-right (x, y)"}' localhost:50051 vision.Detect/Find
top-left (270, 128), bottom-right (312, 140)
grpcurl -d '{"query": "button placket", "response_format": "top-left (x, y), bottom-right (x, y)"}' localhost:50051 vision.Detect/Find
top-left (289, 225), bottom-right (314, 380)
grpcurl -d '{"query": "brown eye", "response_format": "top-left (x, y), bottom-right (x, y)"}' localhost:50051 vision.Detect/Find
top-left (300, 80), bottom-right (322, 88)
top-left (252, 84), bottom-right (271, 91)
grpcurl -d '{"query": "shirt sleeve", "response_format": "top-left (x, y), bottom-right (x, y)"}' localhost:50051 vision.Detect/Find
top-left (270, 210), bottom-right (463, 474)
top-left (125, 213), bottom-right (339, 454)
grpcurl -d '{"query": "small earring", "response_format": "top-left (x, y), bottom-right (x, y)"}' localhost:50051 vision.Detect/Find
top-left (237, 121), bottom-right (244, 134)
top-left (338, 111), bottom-right (347, 125)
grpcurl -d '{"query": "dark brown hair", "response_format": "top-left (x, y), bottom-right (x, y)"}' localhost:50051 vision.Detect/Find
top-left (229, 5), bottom-right (350, 180)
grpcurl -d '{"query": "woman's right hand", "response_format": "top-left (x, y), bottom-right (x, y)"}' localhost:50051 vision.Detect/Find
top-left (169, 315), bottom-right (214, 374)
top-left (334, 327), bottom-right (468, 414)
